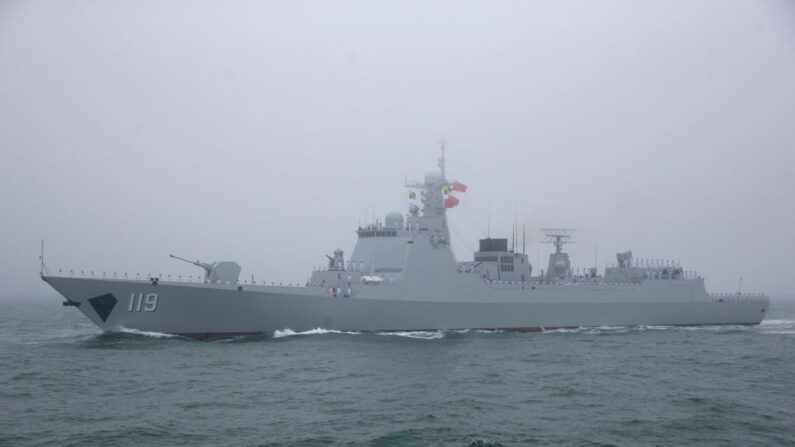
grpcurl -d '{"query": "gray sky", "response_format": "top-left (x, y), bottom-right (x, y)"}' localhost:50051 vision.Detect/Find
top-left (1, 0), bottom-right (793, 299)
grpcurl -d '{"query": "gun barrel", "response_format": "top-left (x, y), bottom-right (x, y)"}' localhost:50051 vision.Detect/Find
top-left (169, 254), bottom-right (211, 270)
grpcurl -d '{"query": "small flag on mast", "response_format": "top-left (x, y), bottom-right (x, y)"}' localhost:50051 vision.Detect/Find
top-left (444, 195), bottom-right (459, 208)
top-left (408, 190), bottom-right (416, 199)
top-left (452, 181), bottom-right (467, 192)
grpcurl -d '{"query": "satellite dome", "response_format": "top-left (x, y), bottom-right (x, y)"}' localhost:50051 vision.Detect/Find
top-left (424, 169), bottom-right (442, 185)
top-left (554, 260), bottom-right (567, 273)
top-left (385, 212), bottom-right (404, 229)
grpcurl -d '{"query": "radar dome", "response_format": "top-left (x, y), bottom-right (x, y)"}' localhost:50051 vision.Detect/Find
top-left (385, 212), bottom-right (404, 229)
top-left (424, 170), bottom-right (442, 185)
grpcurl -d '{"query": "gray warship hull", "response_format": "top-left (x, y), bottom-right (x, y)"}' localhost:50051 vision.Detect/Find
top-left (43, 276), bottom-right (768, 339)
top-left (42, 148), bottom-right (769, 338)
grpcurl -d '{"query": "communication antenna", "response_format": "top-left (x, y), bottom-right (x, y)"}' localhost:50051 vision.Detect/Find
top-left (522, 224), bottom-right (526, 257)
top-left (537, 243), bottom-right (540, 273)
top-left (511, 200), bottom-right (519, 252)
top-left (439, 138), bottom-right (446, 182)
top-left (39, 240), bottom-right (45, 276)
top-left (738, 276), bottom-right (743, 295)
top-left (594, 232), bottom-right (598, 269)
top-left (487, 202), bottom-right (491, 237)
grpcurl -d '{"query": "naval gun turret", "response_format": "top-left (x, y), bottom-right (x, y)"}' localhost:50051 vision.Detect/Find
top-left (169, 254), bottom-right (241, 284)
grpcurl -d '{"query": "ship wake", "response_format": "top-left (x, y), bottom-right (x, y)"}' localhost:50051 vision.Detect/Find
top-left (271, 328), bottom-right (446, 339)
top-left (263, 321), bottom-right (789, 340)
top-left (273, 328), bottom-right (361, 338)
top-left (759, 319), bottom-right (795, 334)
top-left (116, 327), bottom-right (179, 338)
top-left (378, 331), bottom-right (445, 340)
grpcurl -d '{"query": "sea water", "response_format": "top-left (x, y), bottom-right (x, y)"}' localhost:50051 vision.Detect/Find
top-left (2, 297), bottom-right (794, 446)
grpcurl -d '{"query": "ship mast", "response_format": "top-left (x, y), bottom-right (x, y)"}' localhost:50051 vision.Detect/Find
top-left (541, 228), bottom-right (574, 279)
top-left (541, 228), bottom-right (574, 254)
top-left (402, 141), bottom-right (454, 234)
top-left (404, 141), bottom-right (449, 218)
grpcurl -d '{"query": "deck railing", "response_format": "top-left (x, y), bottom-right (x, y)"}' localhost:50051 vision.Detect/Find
top-left (709, 293), bottom-right (768, 303)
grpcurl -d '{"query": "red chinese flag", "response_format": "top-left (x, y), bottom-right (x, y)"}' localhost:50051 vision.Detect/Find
top-left (452, 181), bottom-right (467, 192)
top-left (444, 195), bottom-right (459, 208)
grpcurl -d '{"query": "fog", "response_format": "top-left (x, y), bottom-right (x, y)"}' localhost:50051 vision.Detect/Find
top-left (1, 0), bottom-right (793, 299)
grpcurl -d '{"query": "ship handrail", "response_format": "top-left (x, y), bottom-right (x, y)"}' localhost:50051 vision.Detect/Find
top-left (45, 268), bottom-right (770, 300)
top-left (50, 267), bottom-right (409, 290)
top-left (709, 292), bottom-right (768, 303)
top-left (48, 268), bottom-right (309, 287)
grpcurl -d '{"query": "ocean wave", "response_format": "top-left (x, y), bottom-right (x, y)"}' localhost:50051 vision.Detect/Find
top-left (272, 328), bottom-right (444, 339)
top-left (377, 331), bottom-right (445, 339)
top-left (759, 319), bottom-right (795, 334)
top-left (116, 327), bottom-right (178, 338)
top-left (272, 328), bottom-right (360, 338)
top-left (539, 324), bottom-right (759, 334)
top-left (597, 325), bottom-right (630, 331)
top-left (107, 321), bottom-right (793, 341)
top-left (542, 326), bottom-right (629, 334)
top-left (760, 319), bottom-right (795, 327)
top-left (540, 327), bottom-right (580, 333)
top-left (677, 325), bottom-right (750, 331)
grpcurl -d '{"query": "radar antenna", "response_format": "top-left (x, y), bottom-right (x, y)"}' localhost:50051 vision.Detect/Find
top-left (439, 138), bottom-right (446, 183)
top-left (541, 228), bottom-right (574, 254)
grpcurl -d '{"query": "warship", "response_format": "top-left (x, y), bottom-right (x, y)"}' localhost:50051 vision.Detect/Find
top-left (42, 147), bottom-right (769, 339)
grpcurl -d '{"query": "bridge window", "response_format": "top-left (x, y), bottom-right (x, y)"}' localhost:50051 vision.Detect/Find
top-left (357, 229), bottom-right (397, 238)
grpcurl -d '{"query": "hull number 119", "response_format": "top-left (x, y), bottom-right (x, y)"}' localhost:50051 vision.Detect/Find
top-left (128, 293), bottom-right (159, 312)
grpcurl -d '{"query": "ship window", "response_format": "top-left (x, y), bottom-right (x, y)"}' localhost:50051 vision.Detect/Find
top-left (357, 229), bottom-right (397, 239)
